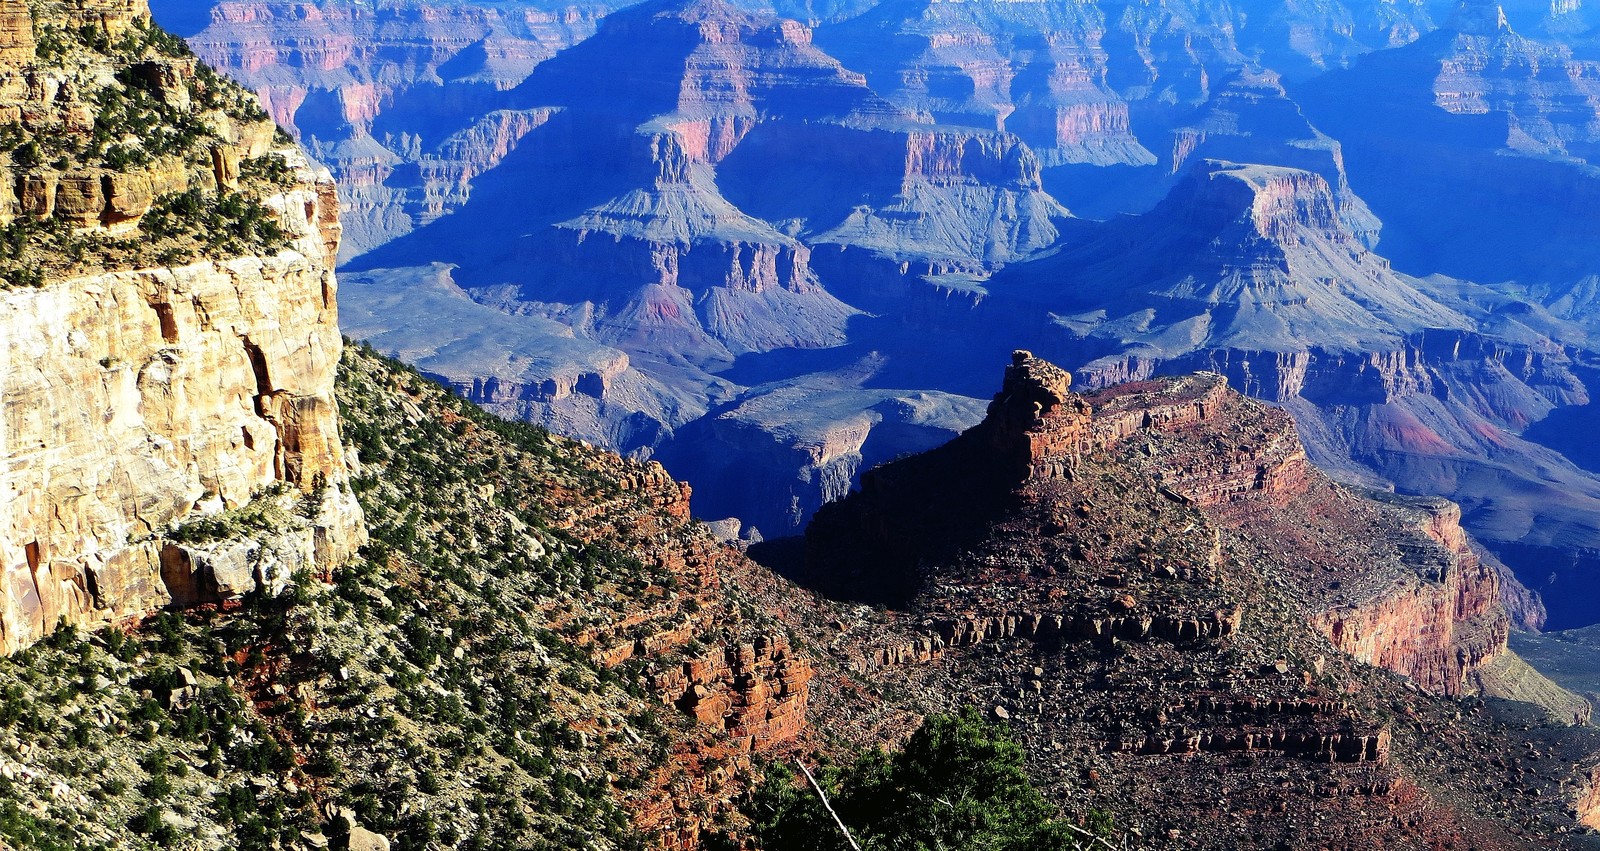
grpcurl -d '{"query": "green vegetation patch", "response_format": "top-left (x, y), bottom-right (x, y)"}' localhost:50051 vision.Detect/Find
top-left (0, 345), bottom-right (683, 850)
top-left (0, 186), bottom-right (292, 287)
top-left (0, 4), bottom-right (296, 288)
top-left (745, 708), bottom-right (1114, 851)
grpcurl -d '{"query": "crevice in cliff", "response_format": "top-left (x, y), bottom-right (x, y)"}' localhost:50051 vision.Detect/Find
top-left (82, 563), bottom-right (99, 608)
top-left (158, 544), bottom-right (219, 606)
top-left (242, 337), bottom-right (272, 417)
top-left (153, 301), bottom-right (177, 343)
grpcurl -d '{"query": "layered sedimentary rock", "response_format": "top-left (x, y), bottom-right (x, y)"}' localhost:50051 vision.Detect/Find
top-left (353, 0), bottom-right (899, 366)
top-left (165, 0), bottom-right (1600, 634)
top-left (337, 263), bottom-right (708, 453)
top-left (1165, 68), bottom-right (1381, 246)
top-left (809, 352), bottom-right (1511, 693)
top-left (165, 0), bottom-right (616, 257)
top-left (337, 0), bottom-right (1068, 471)
top-left (816, 0), bottom-right (1155, 167)
top-left (0, 12), bottom-right (273, 233)
top-left (996, 161), bottom-right (1470, 363)
top-left (0, 0), bottom-right (362, 653)
top-left (1299, 0), bottom-right (1600, 302)
top-left (0, 164), bottom-right (363, 652)
top-left (464, 401), bottom-right (816, 846)
top-left (987, 159), bottom-right (1600, 626)
top-left (1307, 498), bottom-right (1507, 695)
top-left (656, 358), bottom-right (987, 536)
top-left (791, 351), bottom-right (1585, 847)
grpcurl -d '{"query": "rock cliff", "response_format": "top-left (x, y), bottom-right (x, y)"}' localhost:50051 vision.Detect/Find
top-left (1296, 0), bottom-right (1600, 324)
top-left (792, 351), bottom-right (1593, 848)
top-left (808, 351), bottom-right (1512, 698)
top-left (6, 324), bottom-right (1600, 847)
top-left (334, 0), bottom-right (1066, 470)
top-left (0, 0), bottom-right (362, 653)
top-left (167, 0), bottom-right (617, 258)
top-left (986, 159), bottom-right (1600, 627)
top-left (157, 0), bottom-right (1600, 635)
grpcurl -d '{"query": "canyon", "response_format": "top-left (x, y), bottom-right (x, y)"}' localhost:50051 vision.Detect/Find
top-left (790, 351), bottom-right (1600, 847)
top-left (147, 0), bottom-right (1600, 632)
top-left (12, 0), bottom-right (1600, 848)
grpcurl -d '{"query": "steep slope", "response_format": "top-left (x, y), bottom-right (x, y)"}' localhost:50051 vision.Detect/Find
top-left (656, 355), bottom-right (988, 537)
top-left (1000, 161), bottom-right (1467, 360)
top-left (156, 0), bottom-right (1600, 632)
top-left (6, 333), bottom-right (1600, 848)
top-left (0, 344), bottom-right (826, 849)
top-left (1164, 69), bottom-right (1382, 246)
top-left (814, 0), bottom-right (1157, 167)
top-left (350, 0), bottom-right (882, 365)
top-left (332, 0), bottom-right (1071, 471)
top-left (337, 263), bottom-right (713, 451)
top-left (1298, 0), bottom-right (1600, 307)
top-left (355, 0), bottom-right (1070, 346)
top-left (0, 0), bottom-right (363, 653)
top-left (812, 0), bottom-right (1437, 216)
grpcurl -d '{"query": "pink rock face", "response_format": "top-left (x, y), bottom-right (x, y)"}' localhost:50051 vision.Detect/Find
top-left (817, 0), bottom-right (1156, 167)
top-left (1309, 508), bottom-right (1508, 696)
top-left (174, 0), bottom-right (614, 257)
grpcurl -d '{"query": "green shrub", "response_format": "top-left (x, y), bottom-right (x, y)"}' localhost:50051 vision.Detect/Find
top-left (750, 708), bottom-right (1111, 851)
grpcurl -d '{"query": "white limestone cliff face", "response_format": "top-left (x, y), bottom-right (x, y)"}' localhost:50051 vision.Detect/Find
top-left (0, 155), bottom-right (364, 653)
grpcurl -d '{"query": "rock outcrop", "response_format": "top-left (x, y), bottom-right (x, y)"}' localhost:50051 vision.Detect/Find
top-left (168, 0), bottom-right (617, 257)
top-left (0, 0), bottom-right (362, 653)
top-left (791, 352), bottom-right (1590, 848)
top-left (1307, 497), bottom-right (1508, 695)
top-left (656, 358), bottom-right (987, 537)
top-left (984, 160), bottom-right (1597, 626)
top-left (809, 352), bottom-right (1512, 694)
top-left (163, 0), bottom-right (1600, 637)
top-left (150, 0), bottom-right (1600, 643)
top-left (1299, 0), bottom-right (1600, 299)
top-left (817, 0), bottom-right (1155, 168)
top-left (336, 263), bottom-right (704, 454)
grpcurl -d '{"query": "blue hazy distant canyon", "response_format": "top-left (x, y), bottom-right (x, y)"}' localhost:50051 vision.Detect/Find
top-left (155, 0), bottom-right (1600, 628)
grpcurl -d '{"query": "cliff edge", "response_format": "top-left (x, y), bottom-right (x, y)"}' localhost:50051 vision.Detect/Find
top-left (0, 0), bottom-right (362, 653)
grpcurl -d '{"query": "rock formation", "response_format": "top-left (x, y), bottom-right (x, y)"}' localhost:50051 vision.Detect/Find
top-left (655, 356), bottom-right (987, 537)
top-left (816, 0), bottom-right (1155, 168)
top-left (987, 159), bottom-right (1600, 627)
top-left (164, 0), bottom-right (618, 257)
top-left (0, 0), bottom-right (362, 653)
top-left (1299, 0), bottom-right (1600, 306)
top-left (808, 350), bottom-right (1512, 701)
top-left (793, 351), bottom-right (1590, 847)
top-left (336, 262), bottom-right (705, 452)
top-left (158, 0), bottom-right (1600, 632)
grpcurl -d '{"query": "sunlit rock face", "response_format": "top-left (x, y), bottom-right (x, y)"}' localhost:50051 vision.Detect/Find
top-left (0, 0), bottom-right (362, 652)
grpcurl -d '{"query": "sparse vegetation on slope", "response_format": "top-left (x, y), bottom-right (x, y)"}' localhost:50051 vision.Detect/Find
top-left (0, 339), bottom-right (844, 850)
top-left (0, 0), bottom-right (301, 288)
top-left (0, 344), bottom-right (684, 850)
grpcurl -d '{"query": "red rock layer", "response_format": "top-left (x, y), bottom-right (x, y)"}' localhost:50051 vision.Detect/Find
top-left (529, 446), bottom-right (812, 846)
